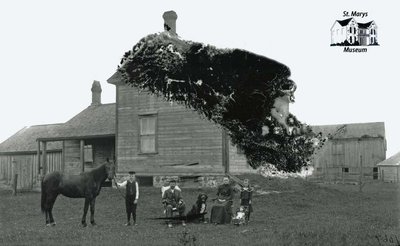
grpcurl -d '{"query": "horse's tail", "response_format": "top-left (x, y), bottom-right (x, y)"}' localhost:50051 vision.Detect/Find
top-left (41, 176), bottom-right (46, 213)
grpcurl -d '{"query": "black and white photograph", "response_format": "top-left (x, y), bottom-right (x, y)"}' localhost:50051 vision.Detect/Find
top-left (0, 1), bottom-right (399, 245)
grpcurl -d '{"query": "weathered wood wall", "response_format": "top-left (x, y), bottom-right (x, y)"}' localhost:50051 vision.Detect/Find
top-left (311, 137), bottom-right (385, 181)
top-left (85, 138), bottom-right (115, 171)
top-left (0, 151), bottom-right (62, 190)
top-left (116, 85), bottom-right (225, 175)
top-left (228, 140), bottom-right (256, 174)
top-left (378, 166), bottom-right (399, 183)
top-left (63, 140), bottom-right (81, 174)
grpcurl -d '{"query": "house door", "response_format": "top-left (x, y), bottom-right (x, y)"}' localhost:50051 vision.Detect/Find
top-left (360, 37), bottom-right (367, 46)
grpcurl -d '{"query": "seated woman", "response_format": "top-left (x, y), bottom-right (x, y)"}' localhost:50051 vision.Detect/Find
top-left (210, 176), bottom-right (234, 224)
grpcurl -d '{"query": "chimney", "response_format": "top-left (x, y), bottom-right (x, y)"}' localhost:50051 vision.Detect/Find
top-left (91, 80), bottom-right (102, 106)
top-left (163, 10), bottom-right (178, 35)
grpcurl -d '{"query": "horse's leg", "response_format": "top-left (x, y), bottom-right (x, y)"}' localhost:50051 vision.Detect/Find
top-left (48, 195), bottom-right (59, 226)
top-left (45, 194), bottom-right (57, 226)
top-left (81, 198), bottom-right (89, 227)
top-left (90, 198), bottom-right (96, 225)
top-left (45, 210), bottom-right (50, 226)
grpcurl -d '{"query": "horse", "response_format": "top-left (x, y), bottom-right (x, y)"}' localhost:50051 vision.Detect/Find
top-left (40, 162), bottom-right (115, 227)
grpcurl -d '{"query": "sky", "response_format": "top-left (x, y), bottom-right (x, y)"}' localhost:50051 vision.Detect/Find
top-left (0, 0), bottom-right (398, 157)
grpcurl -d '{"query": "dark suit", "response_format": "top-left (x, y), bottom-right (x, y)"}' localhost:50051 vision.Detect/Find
top-left (162, 188), bottom-right (185, 217)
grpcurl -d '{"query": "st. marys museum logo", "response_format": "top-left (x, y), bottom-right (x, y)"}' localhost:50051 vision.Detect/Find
top-left (330, 11), bottom-right (379, 53)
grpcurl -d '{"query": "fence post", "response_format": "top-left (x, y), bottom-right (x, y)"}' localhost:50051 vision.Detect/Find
top-left (12, 174), bottom-right (18, 196)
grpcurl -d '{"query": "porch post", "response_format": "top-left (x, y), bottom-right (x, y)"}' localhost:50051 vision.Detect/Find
top-left (37, 141), bottom-right (41, 175)
top-left (42, 141), bottom-right (47, 175)
top-left (80, 140), bottom-right (85, 173)
top-left (61, 141), bottom-right (65, 173)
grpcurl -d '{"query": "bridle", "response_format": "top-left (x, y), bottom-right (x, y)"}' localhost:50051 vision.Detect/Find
top-left (113, 173), bottom-right (127, 200)
top-left (108, 161), bottom-right (126, 199)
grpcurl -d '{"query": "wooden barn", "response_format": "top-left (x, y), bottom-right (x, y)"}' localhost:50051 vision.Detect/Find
top-left (377, 152), bottom-right (400, 183)
top-left (310, 122), bottom-right (386, 182)
top-left (0, 81), bottom-right (116, 190)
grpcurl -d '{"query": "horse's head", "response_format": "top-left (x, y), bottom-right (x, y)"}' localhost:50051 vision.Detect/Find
top-left (105, 159), bottom-right (116, 180)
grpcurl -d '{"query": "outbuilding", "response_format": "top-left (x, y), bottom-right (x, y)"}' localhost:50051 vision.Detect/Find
top-left (377, 152), bottom-right (400, 183)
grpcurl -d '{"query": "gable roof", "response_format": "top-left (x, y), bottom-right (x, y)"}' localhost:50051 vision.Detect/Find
top-left (337, 18), bottom-right (353, 26)
top-left (0, 103), bottom-right (116, 153)
top-left (311, 122), bottom-right (385, 139)
top-left (0, 124), bottom-right (63, 153)
top-left (358, 21), bottom-right (374, 29)
top-left (37, 103), bottom-right (116, 141)
top-left (377, 152), bottom-right (400, 166)
top-left (107, 71), bottom-right (124, 85)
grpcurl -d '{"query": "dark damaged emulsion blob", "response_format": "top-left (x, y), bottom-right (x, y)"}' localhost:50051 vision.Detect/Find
top-left (117, 32), bottom-right (322, 172)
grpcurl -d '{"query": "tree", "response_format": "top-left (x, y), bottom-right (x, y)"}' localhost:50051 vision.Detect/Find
top-left (117, 32), bottom-right (323, 172)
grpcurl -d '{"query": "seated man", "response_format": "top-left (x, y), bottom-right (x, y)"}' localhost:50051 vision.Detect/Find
top-left (162, 180), bottom-right (186, 228)
top-left (161, 179), bottom-right (181, 198)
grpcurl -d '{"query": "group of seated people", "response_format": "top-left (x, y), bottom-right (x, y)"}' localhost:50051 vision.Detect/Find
top-left (161, 176), bottom-right (253, 227)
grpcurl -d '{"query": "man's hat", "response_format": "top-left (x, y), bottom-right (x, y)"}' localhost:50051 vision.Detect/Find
top-left (128, 171), bottom-right (136, 175)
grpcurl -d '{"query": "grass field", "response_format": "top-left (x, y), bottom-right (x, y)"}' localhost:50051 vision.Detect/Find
top-left (0, 175), bottom-right (399, 246)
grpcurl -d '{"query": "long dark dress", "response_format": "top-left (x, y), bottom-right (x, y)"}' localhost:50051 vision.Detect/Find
top-left (210, 183), bottom-right (233, 224)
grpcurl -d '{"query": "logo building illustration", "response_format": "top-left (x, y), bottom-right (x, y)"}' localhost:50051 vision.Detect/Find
top-left (331, 18), bottom-right (378, 46)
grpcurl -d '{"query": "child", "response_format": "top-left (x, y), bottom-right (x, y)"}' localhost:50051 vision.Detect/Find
top-left (240, 179), bottom-right (253, 222)
top-left (232, 206), bottom-right (247, 226)
top-left (117, 171), bottom-right (139, 226)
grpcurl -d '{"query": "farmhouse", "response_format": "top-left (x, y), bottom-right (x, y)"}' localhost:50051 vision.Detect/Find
top-left (0, 12), bottom-right (388, 191)
top-left (310, 122), bottom-right (386, 182)
top-left (377, 152), bottom-right (400, 183)
top-left (331, 18), bottom-right (378, 46)
top-left (0, 78), bottom-right (252, 189)
top-left (107, 74), bottom-right (253, 187)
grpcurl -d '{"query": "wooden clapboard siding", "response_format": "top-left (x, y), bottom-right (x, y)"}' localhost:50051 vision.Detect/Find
top-left (0, 151), bottom-right (62, 190)
top-left (228, 140), bottom-right (256, 174)
top-left (84, 138), bottom-right (115, 171)
top-left (64, 140), bottom-right (81, 174)
top-left (379, 166), bottom-right (399, 183)
top-left (116, 85), bottom-right (224, 175)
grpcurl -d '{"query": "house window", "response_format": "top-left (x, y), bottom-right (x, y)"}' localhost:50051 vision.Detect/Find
top-left (349, 36), bottom-right (353, 43)
top-left (342, 167), bottom-right (349, 173)
top-left (139, 114), bottom-right (157, 154)
top-left (373, 167), bottom-right (378, 180)
top-left (84, 145), bottom-right (93, 164)
top-left (371, 37), bottom-right (373, 44)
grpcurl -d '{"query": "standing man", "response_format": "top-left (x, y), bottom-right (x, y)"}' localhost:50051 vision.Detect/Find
top-left (117, 171), bottom-right (139, 226)
top-left (162, 180), bottom-right (186, 228)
